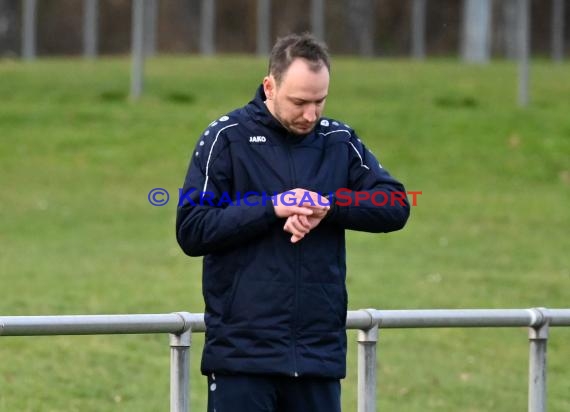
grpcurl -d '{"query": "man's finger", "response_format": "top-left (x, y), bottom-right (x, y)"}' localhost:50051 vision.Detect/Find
top-left (284, 216), bottom-right (310, 235)
top-left (297, 215), bottom-right (311, 228)
top-left (295, 215), bottom-right (312, 230)
top-left (289, 206), bottom-right (314, 216)
top-left (290, 233), bottom-right (304, 243)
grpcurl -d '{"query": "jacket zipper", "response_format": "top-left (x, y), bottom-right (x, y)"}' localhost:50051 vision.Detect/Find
top-left (285, 140), bottom-right (300, 378)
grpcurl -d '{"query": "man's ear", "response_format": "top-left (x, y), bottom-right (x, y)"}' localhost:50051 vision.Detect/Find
top-left (263, 76), bottom-right (275, 100)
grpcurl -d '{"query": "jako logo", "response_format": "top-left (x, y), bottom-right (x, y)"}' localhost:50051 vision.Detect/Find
top-left (249, 136), bottom-right (267, 143)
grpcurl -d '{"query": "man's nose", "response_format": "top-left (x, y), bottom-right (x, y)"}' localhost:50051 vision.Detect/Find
top-left (303, 104), bottom-right (318, 123)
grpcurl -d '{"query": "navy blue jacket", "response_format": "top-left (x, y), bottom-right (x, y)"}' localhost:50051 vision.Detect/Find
top-left (176, 86), bottom-right (410, 379)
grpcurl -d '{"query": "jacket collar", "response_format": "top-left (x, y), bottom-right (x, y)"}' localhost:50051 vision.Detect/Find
top-left (246, 85), bottom-right (288, 133)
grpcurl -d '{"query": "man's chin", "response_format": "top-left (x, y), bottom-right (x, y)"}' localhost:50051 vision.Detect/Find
top-left (289, 124), bottom-right (315, 135)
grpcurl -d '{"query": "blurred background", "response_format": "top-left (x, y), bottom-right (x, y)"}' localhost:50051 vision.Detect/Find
top-left (0, 0), bottom-right (568, 60)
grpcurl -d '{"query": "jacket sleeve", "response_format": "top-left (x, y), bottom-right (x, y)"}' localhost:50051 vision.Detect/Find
top-left (325, 132), bottom-right (410, 233)
top-left (176, 127), bottom-right (277, 257)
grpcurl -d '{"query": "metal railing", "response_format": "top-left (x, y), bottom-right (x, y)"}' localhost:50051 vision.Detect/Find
top-left (0, 312), bottom-right (203, 412)
top-left (2, 308), bottom-right (570, 412)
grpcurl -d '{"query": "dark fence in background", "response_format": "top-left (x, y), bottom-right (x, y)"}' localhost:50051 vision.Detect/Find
top-left (0, 0), bottom-right (567, 59)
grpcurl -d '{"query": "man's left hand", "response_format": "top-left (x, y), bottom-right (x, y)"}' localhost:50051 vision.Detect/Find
top-left (284, 208), bottom-right (329, 243)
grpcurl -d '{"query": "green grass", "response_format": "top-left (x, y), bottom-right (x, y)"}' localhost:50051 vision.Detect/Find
top-left (1, 56), bottom-right (569, 411)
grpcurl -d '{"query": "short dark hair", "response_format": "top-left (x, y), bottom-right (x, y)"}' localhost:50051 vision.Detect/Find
top-left (268, 33), bottom-right (330, 85)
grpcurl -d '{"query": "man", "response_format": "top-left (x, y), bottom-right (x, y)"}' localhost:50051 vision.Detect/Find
top-left (176, 33), bottom-right (409, 412)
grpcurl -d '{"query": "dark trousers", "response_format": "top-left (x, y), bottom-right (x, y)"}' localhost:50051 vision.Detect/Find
top-left (206, 374), bottom-right (341, 412)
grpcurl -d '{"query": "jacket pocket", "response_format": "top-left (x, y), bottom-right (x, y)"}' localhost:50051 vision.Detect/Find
top-left (222, 269), bottom-right (243, 323)
top-left (298, 283), bottom-right (347, 331)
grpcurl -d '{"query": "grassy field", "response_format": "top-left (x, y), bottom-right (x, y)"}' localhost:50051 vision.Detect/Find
top-left (0, 55), bottom-right (569, 411)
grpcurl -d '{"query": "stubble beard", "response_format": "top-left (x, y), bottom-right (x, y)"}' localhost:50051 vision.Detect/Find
top-left (273, 102), bottom-right (315, 136)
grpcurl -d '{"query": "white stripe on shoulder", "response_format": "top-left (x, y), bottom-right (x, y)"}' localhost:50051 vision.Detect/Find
top-left (318, 129), bottom-right (351, 138)
top-left (348, 141), bottom-right (370, 170)
top-left (202, 123), bottom-right (239, 193)
top-left (319, 129), bottom-right (370, 171)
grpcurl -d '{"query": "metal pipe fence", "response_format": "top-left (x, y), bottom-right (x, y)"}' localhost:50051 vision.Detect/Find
top-left (2, 308), bottom-right (570, 412)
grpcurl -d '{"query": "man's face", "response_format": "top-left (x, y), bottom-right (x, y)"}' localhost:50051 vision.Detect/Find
top-left (263, 58), bottom-right (330, 136)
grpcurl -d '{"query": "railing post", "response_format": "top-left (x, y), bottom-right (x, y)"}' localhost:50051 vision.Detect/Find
top-left (170, 329), bottom-right (191, 412)
top-left (357, 316), bottom-right (379, 412)
top-left (83, 0), bottom-right (99, 59)
top-left (22, 0), bottom-right (38, 61)
top-left (200, 0), bottom-right (216, 55)
top-left (517, 0), bottom-right (531, 107)
top-left (130, 0), bottom-right (146, 100)
top-left (411, 0), bottom-right (426, 59)
top-left (256, 0), bottom-right (271, 56)
top-left (310, 0), bottom-right (325, 41)
top-left (528, 308), bottom-right (549, 412)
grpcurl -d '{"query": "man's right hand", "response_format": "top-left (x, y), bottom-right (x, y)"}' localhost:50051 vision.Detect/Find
top-left (273, 188), bottom-right (326, 217)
